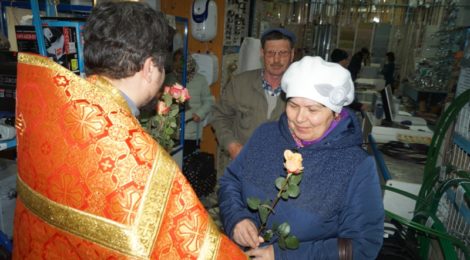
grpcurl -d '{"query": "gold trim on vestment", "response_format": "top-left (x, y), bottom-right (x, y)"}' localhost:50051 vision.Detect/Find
top-left (198, 219), bottom-right (222, 260)
top-left (17, 147), bottom-right (177, 258)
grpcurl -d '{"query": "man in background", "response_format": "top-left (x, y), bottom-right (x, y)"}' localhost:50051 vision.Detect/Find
top-left (331, 48), bottom-right (368, 112)
top-left (382, 51), bottom-right (395, 87)
top-left (348, 47), bottom-right (370, 81)
top-left (211, 28), bottom-right (295, 174)
top-left (330, 48), bottom-right (349, 68)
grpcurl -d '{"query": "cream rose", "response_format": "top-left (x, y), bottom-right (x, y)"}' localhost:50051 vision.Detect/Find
top-left (283, 150), bottom-right (304, 174)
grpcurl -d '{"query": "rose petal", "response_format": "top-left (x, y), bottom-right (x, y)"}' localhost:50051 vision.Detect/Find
top-left (284, 150), bottom-right (303, 174)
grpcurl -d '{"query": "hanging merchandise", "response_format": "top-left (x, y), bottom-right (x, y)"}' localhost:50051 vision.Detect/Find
top-left (224, 0), bottom-right (249, 46)
top-left (191, 0), bottom-right (217, 41)
top-left (412, 3), bottom-right (466, 92)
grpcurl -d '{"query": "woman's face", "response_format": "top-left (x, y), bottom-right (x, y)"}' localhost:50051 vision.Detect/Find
top-left (286, 97), bottom-right (336, 141)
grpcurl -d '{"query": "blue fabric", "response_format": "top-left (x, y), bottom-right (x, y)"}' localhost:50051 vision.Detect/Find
top-left (119, 90), bottom-right (140, 117)
top-left (218, 109), bottom-right (384, 259)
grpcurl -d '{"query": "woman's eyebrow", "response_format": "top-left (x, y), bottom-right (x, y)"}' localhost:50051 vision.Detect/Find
top-left (288, 101), bottom-right (325, 109)
top-left (304, 102), bottom-right (325, 108)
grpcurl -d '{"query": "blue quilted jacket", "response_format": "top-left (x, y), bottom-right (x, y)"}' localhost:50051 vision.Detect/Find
top-left (218, 109), bottom-right (384, 259)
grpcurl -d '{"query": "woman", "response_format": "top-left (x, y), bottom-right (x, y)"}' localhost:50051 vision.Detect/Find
top-left (166, 49), bottom-right (214, 158)
top-left (218, 56), bottom-right (384, 259)
top-left (165, 49), bottom-right (215, 196)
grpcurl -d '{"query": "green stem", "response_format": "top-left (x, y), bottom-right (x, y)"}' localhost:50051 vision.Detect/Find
top-left (258, 174), bottom-right (292, 234)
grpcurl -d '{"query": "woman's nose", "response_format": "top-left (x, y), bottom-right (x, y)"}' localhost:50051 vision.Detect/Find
top-left (295, 109), bottom-right (306, 123)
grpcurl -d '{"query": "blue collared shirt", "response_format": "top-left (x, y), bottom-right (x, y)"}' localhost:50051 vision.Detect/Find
top-left (261, 70), bottom-right (282, 97)
top-left (120, 91), bottom-right (140, 117)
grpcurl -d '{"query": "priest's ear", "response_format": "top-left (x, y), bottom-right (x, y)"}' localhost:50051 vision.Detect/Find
top-left (142, 57), bottom-right (165, 84)
top-left (142, 58), bottom-right (153, 83)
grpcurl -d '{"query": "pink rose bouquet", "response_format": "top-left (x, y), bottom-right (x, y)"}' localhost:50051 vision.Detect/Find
top-left (141, 83), bottom-right (190, 151)
top-left (247, 149), bottom-right (303, 250)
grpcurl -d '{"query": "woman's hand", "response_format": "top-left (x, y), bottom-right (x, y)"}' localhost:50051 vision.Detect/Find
top-left (192, 113), bottom-right (201, 122)
top-left (245, 245), bottom-right (274, 260)
top-left (233, 219), bottom-right (261, 248)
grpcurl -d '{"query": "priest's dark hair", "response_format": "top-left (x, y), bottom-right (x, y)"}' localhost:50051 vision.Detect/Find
top-left (84, 1), bottom-right (169, 79)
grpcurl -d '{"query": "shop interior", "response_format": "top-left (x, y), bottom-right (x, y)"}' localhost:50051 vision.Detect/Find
top-left (1, 0), bottom-right (470, 258)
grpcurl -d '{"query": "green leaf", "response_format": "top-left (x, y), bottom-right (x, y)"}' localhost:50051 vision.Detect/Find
top-left (285, 235), bottom-right (300, 249)
top-left (259, 205), bottom-right (269, 224)
top-left (169, 108), bottom-right (179, 117)
top-left (262, 229), bottom-right (273, 242)
top-left (247, 197), bottom-right (260, 210)
top-left (281, 191), bottom-right (289, 200)
top-left (170, 122), bottom-right (177, 128)
top-left (165, 127), bottom-right (174, 135)
top-left (275, 177), bottom-right (285, 190)
top-left (287, 184), bottom-right (300, 198)
top-left (163, 94), bottom-right (172, 103)
top-left (278, 236), bottom-right (286, 250)
top-left (277, 222), bottom-right (290, 237)
top-left (289, 174), bottom-right (302, 185)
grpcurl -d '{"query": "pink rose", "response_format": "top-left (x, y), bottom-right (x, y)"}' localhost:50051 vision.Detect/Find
top-left (163, 86), bottom-right (171, 94)
top-left (179, 87), bottom-right (191, 103)
top-left (284, 150), bottom-right (303, 174)
top-left (156, 101), bottom-right (170, 115)
top-left (169, 83), bottom-right (184, 100)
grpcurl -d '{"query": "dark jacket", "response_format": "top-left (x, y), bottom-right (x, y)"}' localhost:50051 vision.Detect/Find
top-left (348, 52), bottom-right (364, 81)
top-left (382, 62), bottom-right (395, 86)
top-left (218, 110), bottom-right (384, 259)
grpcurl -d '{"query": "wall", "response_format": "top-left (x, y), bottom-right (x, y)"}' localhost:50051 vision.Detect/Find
top-left (162, 0), bottom-right (225, 155)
